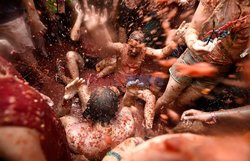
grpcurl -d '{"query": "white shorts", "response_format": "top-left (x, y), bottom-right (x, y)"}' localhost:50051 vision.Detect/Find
top-left (0, 15), bottom-right (34, 53)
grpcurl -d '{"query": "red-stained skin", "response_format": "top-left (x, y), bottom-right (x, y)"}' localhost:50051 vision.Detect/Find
top-left (62, 107), bottom-right (136, 160)
top-left (0, 57), bottom-right (72, 161)
top-left (115, 44), bottom-right (147, 91)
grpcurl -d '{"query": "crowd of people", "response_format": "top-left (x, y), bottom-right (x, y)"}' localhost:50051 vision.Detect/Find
top-left (0, 0), bottom-right (249, 161)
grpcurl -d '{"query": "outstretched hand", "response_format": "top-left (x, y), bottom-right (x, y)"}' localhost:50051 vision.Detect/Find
top-left (75, 3), bottom-right (83, 18)
top-left (181, 109), bottom-right (216, 124)
top-left (82, 0), bottom-right (108, 31)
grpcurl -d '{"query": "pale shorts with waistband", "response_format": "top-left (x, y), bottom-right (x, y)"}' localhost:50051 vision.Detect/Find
top-left (169, 49), bottom-right (228, 90)
top-left (0, 15), bottom-right (34, 53)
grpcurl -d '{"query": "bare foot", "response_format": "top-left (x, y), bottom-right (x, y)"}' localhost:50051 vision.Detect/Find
top-left (64, 77), bottom-right (85, 100)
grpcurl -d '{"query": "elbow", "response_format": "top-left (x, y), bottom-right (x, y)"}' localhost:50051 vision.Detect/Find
top-left (70, 34), bottom-right (79, 41)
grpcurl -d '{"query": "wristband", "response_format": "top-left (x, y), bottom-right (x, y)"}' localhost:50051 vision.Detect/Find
top-left (106, 151), bottom-right (122, 161)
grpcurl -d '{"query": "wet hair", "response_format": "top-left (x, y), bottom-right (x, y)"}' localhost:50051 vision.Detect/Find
top-left (83, 87), bottom-right (119, 124)
top-left (129, 31), bottom-right (144, 43)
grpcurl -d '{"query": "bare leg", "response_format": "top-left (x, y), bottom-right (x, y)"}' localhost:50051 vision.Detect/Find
top-left (155, 76), bottom-right (187, 111)
top-left (0, 39), bottom-right (15, 54)
top-left (34, 36), bottom-right (48, 57)
top-left (66, 51), bottom-right (84, 79)
top-left (96, 57), bottom-right (116, 71)
top-left (160, 86), bottom-right (204, 123)
top-left (97, 65), bottom-right (116, 78)
top-left (96, 56), bottom-right (116, 78)
top-left (174, 86), bottom-right (203, 113)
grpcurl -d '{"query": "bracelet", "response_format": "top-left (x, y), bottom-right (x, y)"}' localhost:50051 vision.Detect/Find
top-left (106, 151), bottom-right (122, 161)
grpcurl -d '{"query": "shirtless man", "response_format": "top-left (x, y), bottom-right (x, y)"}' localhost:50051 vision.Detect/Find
top-left (155, 0), bottom-right (250, 116)
top-left (65, 1), bottom-right (163, 91)
top-left (60, 80), bottom-right (156, 160)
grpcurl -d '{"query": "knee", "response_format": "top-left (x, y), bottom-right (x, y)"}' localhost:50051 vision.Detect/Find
top-left (66, 51), bottom-right (78, 61)
top-left (0, 39), bottom-right (14, 52)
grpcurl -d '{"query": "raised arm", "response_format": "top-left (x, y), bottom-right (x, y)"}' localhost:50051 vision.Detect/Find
top-left (82, 0), bottom-right (124, 52)
top-left (71, 3), bottom-right (84, 41)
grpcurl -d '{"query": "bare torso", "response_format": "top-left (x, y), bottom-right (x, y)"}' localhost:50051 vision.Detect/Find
top-left (61, 106), bottom-right (137, 160)
top-left (116, 44), bottom-right (146, 88)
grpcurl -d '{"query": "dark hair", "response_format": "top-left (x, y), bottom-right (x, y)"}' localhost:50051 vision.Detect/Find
top-left (129, 31), bottom-right (144, 43)
top-left (83, 87), bottom-right (119, 124)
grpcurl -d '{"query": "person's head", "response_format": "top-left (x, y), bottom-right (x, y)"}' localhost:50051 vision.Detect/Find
top-left (128, 31), bottom-right (145, 57)
top-left (83, 87), bottom-right (119, 124)
top-left (124, 0), bottom-right (142, 9)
